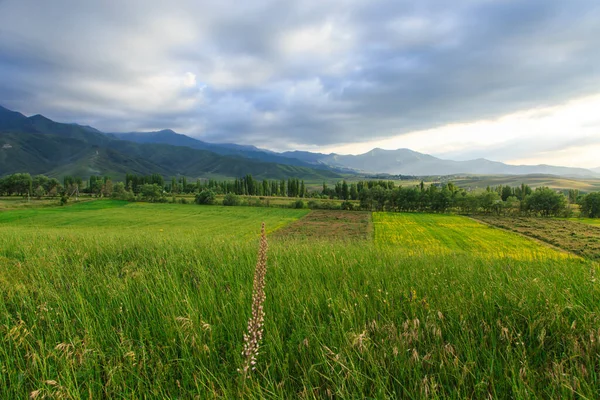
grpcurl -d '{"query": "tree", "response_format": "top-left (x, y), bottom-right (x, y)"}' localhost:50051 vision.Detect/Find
top-left (504, 196), bottom-right (520, 215)
top-left (111, 182), bottom-right (132, 200)
top-left (568, 189), bottom-right (580, 204)
top-left (140, 183), bottom-right (164, 202)
top-left (341, 180), bottom-right (349, 200)
top-left (195, 189), bottom-right (216, 205)
top-left (501, 185), bottom-right (513, 201)
top-left (101, 179), bottom-right (114, 198)
top-left (478, 191), bottom-right (501, 214)
top-left (525, 187), bottom-right (567, 217)
top-left (359, 188), bottom-right (374, 210)
top-left (34, 185), bottom-right (46, 199)
top-left (581, 192), bottom-right (600, 218)
top-left (350, 183), bottom-right (358, 200)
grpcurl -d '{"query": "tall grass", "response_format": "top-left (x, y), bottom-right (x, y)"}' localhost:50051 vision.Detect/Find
top-left (1, 224), bottom-right (599, 398)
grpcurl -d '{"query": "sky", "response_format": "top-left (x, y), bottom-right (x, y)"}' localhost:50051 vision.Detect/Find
top-left (0, 0), bottom-right (599, 168)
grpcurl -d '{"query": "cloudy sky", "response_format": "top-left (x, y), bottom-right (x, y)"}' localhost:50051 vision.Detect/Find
top-left (1, 0), bottom-right (599, 167)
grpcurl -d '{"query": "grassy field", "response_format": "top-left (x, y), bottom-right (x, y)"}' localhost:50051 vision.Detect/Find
top-left (0, 200), bottom-right (308, 237)
top-left (565, 217), bottom-right (600, 226)
top-left (474, 215), bottom-right (600, 260)
top-left (1, 202), bottom-right (600, 398)
top-left (373, 213), bottom-right (569, 260)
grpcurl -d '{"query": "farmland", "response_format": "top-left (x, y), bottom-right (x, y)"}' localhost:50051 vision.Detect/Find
top-left (474, 215), bottom-right (600, 260)
top-left (1, 201), bottom-right (599, 398)
top-left (274, 210), bottom-right (372, 240)
top-left (373, 213), bottom-right (569, 260)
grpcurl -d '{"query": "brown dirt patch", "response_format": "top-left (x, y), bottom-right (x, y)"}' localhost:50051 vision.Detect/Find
top-left (273, 210), bottom-right (372, 240)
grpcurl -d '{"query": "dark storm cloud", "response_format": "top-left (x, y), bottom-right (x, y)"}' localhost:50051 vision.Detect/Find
top-left (0, 0), bottom-right (599, 149)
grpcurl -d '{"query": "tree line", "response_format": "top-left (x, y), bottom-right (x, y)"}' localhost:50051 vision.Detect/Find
top-left (2, 172), bottom-right (600, 218)
top-left (349, 182), bottom-right (595, 217)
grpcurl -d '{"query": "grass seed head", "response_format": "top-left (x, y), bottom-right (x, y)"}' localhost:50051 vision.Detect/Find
top-left (239, 222), bottom-right (268, 377)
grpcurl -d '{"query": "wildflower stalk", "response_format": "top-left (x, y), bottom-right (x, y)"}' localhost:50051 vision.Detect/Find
top-left (239, 222), bottom-right (268, 378)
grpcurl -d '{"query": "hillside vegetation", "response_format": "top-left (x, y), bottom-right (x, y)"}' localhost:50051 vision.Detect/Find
top-left (0, 107), bottom-right (341, 181)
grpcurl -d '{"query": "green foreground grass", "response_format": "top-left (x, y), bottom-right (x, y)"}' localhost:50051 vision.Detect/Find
top-left (1, 202), bottom-right (599, 398)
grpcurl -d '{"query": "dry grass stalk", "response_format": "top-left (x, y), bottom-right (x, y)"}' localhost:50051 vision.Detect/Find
top-left (239, 222), bottom-right (268, 377)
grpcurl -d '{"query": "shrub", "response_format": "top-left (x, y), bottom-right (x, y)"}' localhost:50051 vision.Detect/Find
top-left (247, 198), bottom-right (263, 207)
top-left (223, 193), bottom-right (240, 206)
top-left (341, 200), bottom-right (354, 211)
top-left (195, 190), bottom-right (216, 205)
top-left (293, 199), bottom-right (305, 209)
top-left (307, 200), bottom-right (320, 209)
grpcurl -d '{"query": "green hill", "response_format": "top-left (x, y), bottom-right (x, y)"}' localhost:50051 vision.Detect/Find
top-left (0, 106), bottom-right (341, 181)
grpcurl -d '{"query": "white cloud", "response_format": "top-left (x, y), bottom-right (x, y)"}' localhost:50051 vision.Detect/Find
top-left (317, 94), bottom-right (600, 168)
top-left (1, 0), bottom-right (600, 168)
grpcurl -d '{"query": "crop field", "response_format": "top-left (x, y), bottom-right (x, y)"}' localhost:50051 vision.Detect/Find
top-left (1, 201), bottom-right (600, 398)
top-left (274, 210), bottom-right (372, 240)
top-left (0, 200), bottom-right (308, 238)
top-left (475, 215), bottom-right (600, 260)
top-left (373, 213), bottom-right (569, 260)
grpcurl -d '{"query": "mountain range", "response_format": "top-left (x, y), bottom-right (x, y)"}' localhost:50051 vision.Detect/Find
top-left (0, 104), bottom-right (598, 180)
top-left (0, 106), bottom-right (341, 180)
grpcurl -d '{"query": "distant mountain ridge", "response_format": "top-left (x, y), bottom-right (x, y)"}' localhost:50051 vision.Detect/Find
top-left (115, 130), bottom-right (598, 177)
top-left (277, 147), bottom-right (598, 178)
top-left (1, 104), bottom-right (597, 179)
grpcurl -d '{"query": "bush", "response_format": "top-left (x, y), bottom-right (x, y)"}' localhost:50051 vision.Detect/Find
top-left (179, 198), bottom-right (189, 205)
top-left (195, 190), bottom-right (216, 205)
top-left (223, 193), bottom-right (240, 206)
top-left (293, 199), bottom-right (305, 209)
top-left (307, 200), bottom-right (319, 209)
top-left (341, 200), bottom-right (354, 211)
top-left (247, 198), bottom-right (263, 207)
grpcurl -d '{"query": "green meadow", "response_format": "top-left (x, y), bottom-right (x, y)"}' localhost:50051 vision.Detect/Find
top-left (1, 201), bottom-right (599, 398)
top-left (373, 213), bottom-right (569, 260)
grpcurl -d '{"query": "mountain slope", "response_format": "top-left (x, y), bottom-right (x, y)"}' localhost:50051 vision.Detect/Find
top-left (0, 107), bottom-right (342, 180)
top-left (110, 130), bottom-right (330, 169)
